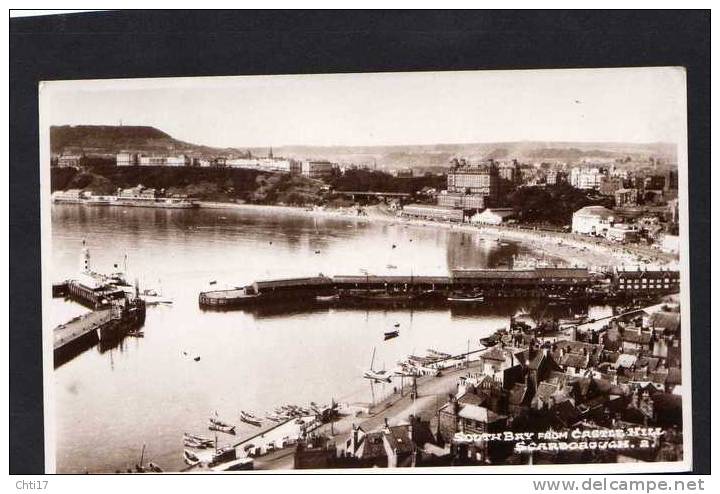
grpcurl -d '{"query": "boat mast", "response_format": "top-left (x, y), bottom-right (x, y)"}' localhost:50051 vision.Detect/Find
top-left (139, 443), bottom-right (146, 469)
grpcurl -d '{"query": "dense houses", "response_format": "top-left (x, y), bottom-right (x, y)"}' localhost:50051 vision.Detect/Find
top-left (290, 300), bottom-right (683, 469)
top-left (396, 155), bottom-right (680, 258)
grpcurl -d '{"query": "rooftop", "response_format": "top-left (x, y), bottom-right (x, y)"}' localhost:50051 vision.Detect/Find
top-left (573, 205), bottom-right (614, 218)
top-left (458, 404), bottom-right (506, 424)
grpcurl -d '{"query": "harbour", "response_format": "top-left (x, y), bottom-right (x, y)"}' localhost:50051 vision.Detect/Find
top-left (19, 48), bottom-right (695, 477)
top-left (49, 203), bottom-right (679, 473)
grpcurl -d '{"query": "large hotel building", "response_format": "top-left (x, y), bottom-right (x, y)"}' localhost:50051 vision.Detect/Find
top-left (437, 161), bottom-right (500, 210)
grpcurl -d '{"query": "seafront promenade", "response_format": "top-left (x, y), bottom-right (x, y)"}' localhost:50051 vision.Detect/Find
top-left (252, 360), bottom-right (481, 470)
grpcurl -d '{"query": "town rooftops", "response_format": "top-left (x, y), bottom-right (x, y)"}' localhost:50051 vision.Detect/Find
top-left (554, 339), bottom-right (603, 356)
top-left (355, 431), bottom-right (386, 459)
top-left (385, 420), bottom-right (435, 453)
top-left (458, 404), bottom-right (506, 424)
top-left (623, 330), bottom-right (653, 345)
top-left (648, 312), bottom-right (681, 333)
top-left (615, 267), bottom-right (680, 279)
top-left (383, 426), bottom-right (415, 455)
top-left (666, 367), bottom-right (682, 385)
top-left (508, 383), bottom-right (529, 406)
top-left (614, 353), bottom-right (638, 369)
top-left (552, 400), bottom-right (582, 427)
top-left (560, 352), bottom-right (590, 369)
top-left (535, 382), bottom-right (559, 402)
top-left (458, 392), bottom-right (486, 407)
top-left (480, 346), bottom-right (507, 362)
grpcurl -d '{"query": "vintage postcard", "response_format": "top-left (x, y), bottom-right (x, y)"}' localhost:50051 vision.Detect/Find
top-left (40, 68), bottom-right (691, 473)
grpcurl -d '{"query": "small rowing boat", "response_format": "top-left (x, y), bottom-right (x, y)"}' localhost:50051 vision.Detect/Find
top-left (384, 330), bottom-right (399, 340)
top-left (208, 422), bottom-right (236, 434)
top-left (315, 293), bottom-right (339, 302)
top-left (240, 411), bottom-right (262, 427)
top-left (183, 449), bottom-right (200, 467)
top-left (209, 413), bottom-right (236, 434)
top-left (183, 433), bottom-right (214, 448)
top-left (265, 413), bottom-right (287, 423)
top-left (447, 291), bottom-right (484, 303)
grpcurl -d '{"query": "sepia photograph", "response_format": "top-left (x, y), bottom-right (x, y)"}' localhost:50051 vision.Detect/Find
top-left (39, 67), bottom-right (691, 473)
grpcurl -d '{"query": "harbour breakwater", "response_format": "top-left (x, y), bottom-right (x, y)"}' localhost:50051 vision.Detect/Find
top-left (53, 299), bottom-right (146, 368)
top-left (200, 267), bottom-right (597, 309)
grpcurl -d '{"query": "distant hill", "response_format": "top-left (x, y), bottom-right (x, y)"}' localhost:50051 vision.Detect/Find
top-left (250, 141), bottom-right (677, 171)
top-left (50, 125), bottom-right (244, 157)
top-left (50, 125), bottom-right (677, 170)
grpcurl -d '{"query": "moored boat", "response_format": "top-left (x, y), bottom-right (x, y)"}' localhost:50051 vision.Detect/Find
top-left (343, 290), bottom-right (418, 303)
top-left (547, 293), bottom-right (571, 305)
top-left (384, 330), bottom-right (399, 340)
top-left (315, 293), bottom-right (340, 302)
top-left (265, 413), bottom-right (287, 423)
top-left (240, 411), bottom-right (262, 427)
top-left (209, 413), bottom-right (236, 434)
top-left (184, 432), bottom-right (214, 448)
top-left (183, 449), bottom-right (201, 467)
top-left (208, 422), bottom-right (236, 434)
top-left (426, 349), bottom-right (451, 359)
top-left (447, 290), bottom-right (484, 302)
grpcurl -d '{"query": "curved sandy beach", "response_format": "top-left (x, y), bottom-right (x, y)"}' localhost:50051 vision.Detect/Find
top-left (198, 201), bottom-right (679, 272)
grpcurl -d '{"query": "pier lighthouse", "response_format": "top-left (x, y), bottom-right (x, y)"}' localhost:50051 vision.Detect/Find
top-left (80, 240), bottom-right (91, 273)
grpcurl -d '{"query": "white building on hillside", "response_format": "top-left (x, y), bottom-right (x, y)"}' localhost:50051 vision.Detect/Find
top-left (570, 167), bottom-right (606, 190)
top-left (137, 154), bottom-right (191, 167)
top-left (301, 160), bottom-right (334, 180)
top-left (571, 205), bottom-right (614, 235)
top-left (469, 208), bottom-right (516, 225)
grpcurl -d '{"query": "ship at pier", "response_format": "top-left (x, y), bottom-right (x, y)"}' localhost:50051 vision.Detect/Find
top-left (52, 184), bottom-right (199, 209)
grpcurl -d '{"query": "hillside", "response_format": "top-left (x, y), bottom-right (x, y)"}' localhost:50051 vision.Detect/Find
top-left (50, 125), bottom-right (244, 157)
top-left (51, 165), bottom-right (329, 206)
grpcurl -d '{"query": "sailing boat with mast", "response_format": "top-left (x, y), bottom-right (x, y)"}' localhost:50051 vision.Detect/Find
top-left (363, 347), bottom-right (392, 383)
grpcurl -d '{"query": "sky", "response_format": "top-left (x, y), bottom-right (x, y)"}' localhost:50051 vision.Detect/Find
top-left (40, 67), bottom-right (687, 148)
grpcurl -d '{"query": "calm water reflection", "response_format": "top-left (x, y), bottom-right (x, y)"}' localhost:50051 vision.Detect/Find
top-left (50, 205), bottom-right (608, 473)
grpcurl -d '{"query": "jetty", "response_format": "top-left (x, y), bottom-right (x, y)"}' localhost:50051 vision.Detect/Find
top-left (52, 242), bottom-right (146, 367)
top-left (53, 300), bottom-right (146, 368)
top-left (199, 266), bottom-right (680, 309)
